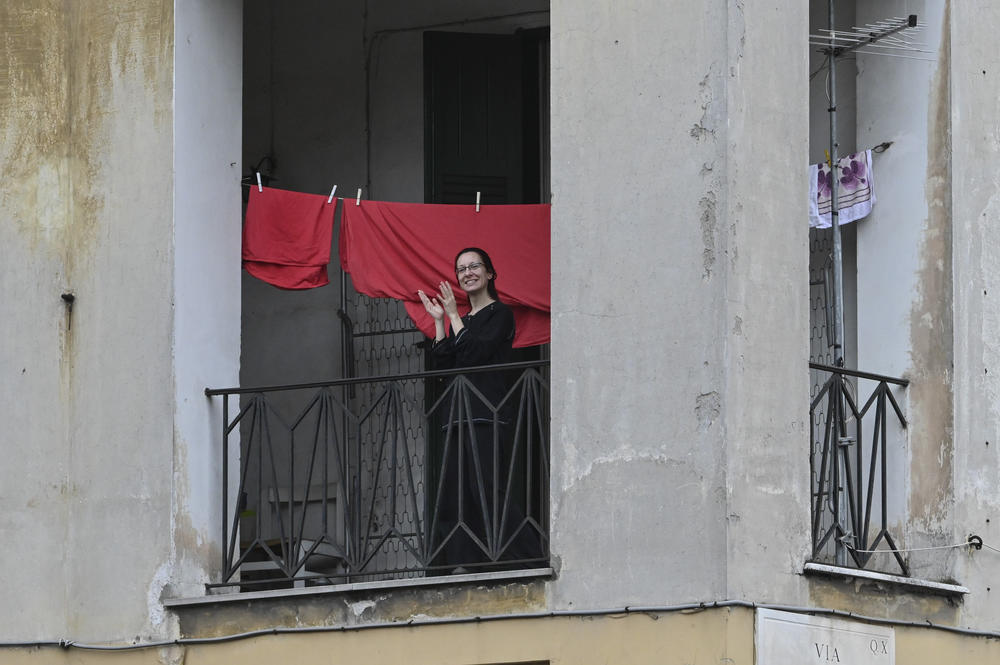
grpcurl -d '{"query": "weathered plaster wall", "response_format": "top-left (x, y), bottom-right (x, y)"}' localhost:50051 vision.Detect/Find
top-left (0, 1), bottom-right (76, 638)
top-left (806, 574), bottom-right (960, 626)
top-left (0, 607), bottom-right (755, 665)
top-left (549, 0), bottom-right (810, 607)
top-left (855, 0), bottom-right (953, 581)
top-left (174, 579), bottom-right (548, 637)
top-left (950, 0), bottom-right (1000, 630)
top-left (4, 605), bottom-right (1000, 665)
top-left (171, 0), bottom-right (244, 605)
top-left (64, 2), bottom-right (177, 640)
top-left (1, 0), bottom-right (243, 642)
top-left (722, 0), bottom-right (812, 603)
top-left (0, 0), bottom-right (176, 641)
top-left (549, 0), bottom-right (728, 605)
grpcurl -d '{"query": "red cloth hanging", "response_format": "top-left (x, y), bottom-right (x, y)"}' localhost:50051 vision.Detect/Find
top-left (340, 201), bottom-right (550, 348)
top-left (242, 186), bottom-right (336, 289)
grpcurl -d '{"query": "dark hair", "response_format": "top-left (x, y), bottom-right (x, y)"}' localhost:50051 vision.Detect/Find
top-left (454, 247), bottom-right (500, 301)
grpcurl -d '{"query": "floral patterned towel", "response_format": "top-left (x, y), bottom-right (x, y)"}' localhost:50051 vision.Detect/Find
top-left (809, 149), bottom-right (875, 228)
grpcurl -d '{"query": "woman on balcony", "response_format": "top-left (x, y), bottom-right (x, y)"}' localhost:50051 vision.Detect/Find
top-left (419, 247), bottom-right (515, 379)
top-left (418, 247), bottom-right (536, 573)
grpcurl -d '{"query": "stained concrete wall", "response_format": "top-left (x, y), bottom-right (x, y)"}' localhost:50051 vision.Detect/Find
top-left (7, 604), bottom-right (1000, 665)
top-left (854, 1), bottom-right (953, 583)
top-left (1, 2), bottom-right (77, 638)
top-left (950, 0), bottom-right (1000, 629)
top-left (548, 0), bottom-right (810, 607)
top-left (241, 0), bottom-right (815, 614)
top-left (171, 0), bottom-right (244, 602)
top-left (720, 1), bottom-right (813, 603)
top-left (6, 0), bottom-right (1000, 648)
top-left (806, 0), bottom-right (1000, 629)
top-left (0, 0), bottom-right (241, 642)
top-left (0, 0), bottom-right (174, 640)
top-left (3, 608), bottom-right (756, 665)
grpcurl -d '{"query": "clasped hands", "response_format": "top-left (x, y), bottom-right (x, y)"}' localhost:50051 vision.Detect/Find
top-left (418, 281), bottom-right (460, 322)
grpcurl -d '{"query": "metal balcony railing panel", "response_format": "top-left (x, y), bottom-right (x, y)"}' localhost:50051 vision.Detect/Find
top-left (207, 361), bottom-right (550, 590)
top-left (809, 363), bottom-right (909, 575)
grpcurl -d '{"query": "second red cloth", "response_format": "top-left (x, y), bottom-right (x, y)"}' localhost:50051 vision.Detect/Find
top-left (340, 201), bottom-right (550, 348)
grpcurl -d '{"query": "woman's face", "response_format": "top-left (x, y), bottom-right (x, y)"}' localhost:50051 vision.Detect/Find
top-left (455, 251), bottom-right (493, 295)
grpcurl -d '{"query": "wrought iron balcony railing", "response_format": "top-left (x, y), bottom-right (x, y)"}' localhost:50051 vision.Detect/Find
top-left (810, 363), bottom-right (909, 575)
top-left (206, 360), bottom-right (550, 590)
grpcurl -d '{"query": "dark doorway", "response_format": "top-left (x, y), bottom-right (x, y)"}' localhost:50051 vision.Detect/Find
top-left (424, 29), bottom-right (549, 206)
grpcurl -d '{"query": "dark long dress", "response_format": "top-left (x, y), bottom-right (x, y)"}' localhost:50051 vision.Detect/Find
top-left (431, 301), bottom-right (515, 419)
top-left (429, 301), bottom-right (534, 570)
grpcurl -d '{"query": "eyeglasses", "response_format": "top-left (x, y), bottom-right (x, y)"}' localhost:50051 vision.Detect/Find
top-left (455, 262), bottom-right (484, 275)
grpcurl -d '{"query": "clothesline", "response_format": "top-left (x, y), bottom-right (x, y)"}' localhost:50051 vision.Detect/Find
top-left (242, 184), bottom-right (551, 347)
top-left (253, 173), bottom-right (490, 210)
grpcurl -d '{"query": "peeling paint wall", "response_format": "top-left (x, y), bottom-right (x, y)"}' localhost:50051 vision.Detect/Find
top-left (855, 0), bottom-right (954, 581)
top-left (721, 0), bottom-right (812, 604)
top-left (0, 608), bottom-right (757, 665)
top-left (550, 0), bottom-right (728, 605)
top-left (171, 0), bottom-right (243, 606)
top-left (0, 1), bottom-right (74, 639)
top-left (5, 605), bottom-right (1000, 665)
top-left (6, 0), bottom-right (1000, 650)
top-left (909, 0), bottom-right (954, 574)
top-left (176, 579), bottom-right (548, 637)
top-left (550, 0), bottom-right (810, 607)
top-left (1, 0), bottom-right (176, 641)
top-left (806, 574), bottom-right (960, 626)
top-left (949, 0), bottom-right (1000, 629)
top-left (1, 0), bottom-right (242, 643)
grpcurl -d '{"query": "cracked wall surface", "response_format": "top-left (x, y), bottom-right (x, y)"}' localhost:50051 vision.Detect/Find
top-left (949, 0), bottom-right (1000, 629)
top-left (7, 0), bottom-right (1000, 648)
top-left (550, 0), bottom-right (810, 608)
top-left (1, 0), bottom-right (243, 643)
top-left (0, 0), bottom-right (176, 641)
top-left (855, 0), bottom-right (955, 585)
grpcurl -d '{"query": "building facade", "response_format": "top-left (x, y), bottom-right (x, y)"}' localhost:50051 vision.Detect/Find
top-left (1, 0), bottom-right (999, 663)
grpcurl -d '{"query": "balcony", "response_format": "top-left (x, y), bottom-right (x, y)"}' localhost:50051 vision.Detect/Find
top-left (809, 363), bottom-right (909, 575)
top-left (206, 360), bottom-right (550, 590)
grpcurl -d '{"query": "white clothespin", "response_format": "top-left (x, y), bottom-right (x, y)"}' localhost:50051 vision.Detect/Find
top-left (327, 184), bottom-right (337, 204)
top-left (475, 191), bottom-right (481, 213)
top-left (256, 172), bottom-right (263, 193)
top-left (356, 188), bottom-right (362, 205)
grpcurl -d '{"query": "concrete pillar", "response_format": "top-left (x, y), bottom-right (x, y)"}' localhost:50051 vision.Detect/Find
top-left (170, 0), bottom-right (244, 600)
top-left (950, 0), bottom-right (1000, 628)
top-left (0, 0), bottom-right (242, 641)
top-left (549, 0), bottom-right (810, 607)
top-left (855, 0), bottom-right (952, 580)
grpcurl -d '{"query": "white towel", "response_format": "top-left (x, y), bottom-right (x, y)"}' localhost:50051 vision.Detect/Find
top-left (809, 149), bottom-right (875, 228)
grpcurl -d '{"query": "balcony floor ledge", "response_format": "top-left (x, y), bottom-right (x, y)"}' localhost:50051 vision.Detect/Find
top-left (803, 562), bottom-right (969, 596)
top-left (164, 567), bottom-right (554, 608)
